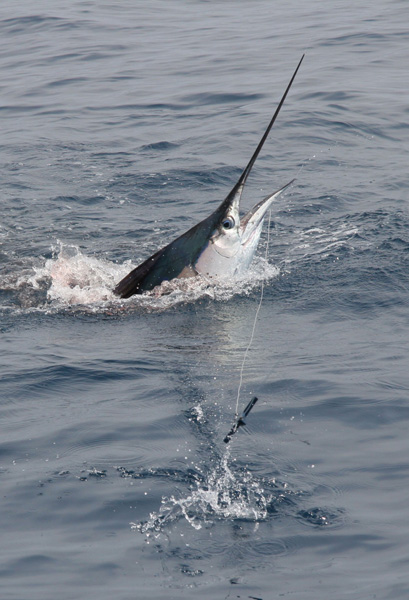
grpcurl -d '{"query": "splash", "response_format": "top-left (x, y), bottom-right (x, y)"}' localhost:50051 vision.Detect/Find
top-left (21, 242), bottom-right (279, 312)
top-left (133, 451), bottom-right (280, 537)
top-left (6, 215), bottom-right (363, 314)
top-left (130, 451), bottom-right (344, 542)
top-left (28, 242), bottom-right (126, 306)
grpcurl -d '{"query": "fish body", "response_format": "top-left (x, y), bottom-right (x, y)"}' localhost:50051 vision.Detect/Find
top-left (114, 55), bottom-right (304, 298)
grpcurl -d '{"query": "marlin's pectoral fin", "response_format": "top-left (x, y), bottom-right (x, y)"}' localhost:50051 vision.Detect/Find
top-left (178, 265), bottom-right (199, 279)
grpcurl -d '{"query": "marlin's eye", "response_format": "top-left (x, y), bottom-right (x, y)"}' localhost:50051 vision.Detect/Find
top-left (222, 216), bottom-right (235, 230)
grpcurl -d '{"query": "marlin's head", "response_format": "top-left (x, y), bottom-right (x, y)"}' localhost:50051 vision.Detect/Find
top-left (194, 178), bottom-right (293, 279)
top-left (113, 55), bottom-right (304, 298)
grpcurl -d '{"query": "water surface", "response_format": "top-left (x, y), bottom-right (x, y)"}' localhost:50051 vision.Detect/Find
top-left (1, 2), bottom-right (409, 599)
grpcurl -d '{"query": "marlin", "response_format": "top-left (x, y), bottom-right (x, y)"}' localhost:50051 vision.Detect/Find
top-left (114, 55), bottom-right (304, 298)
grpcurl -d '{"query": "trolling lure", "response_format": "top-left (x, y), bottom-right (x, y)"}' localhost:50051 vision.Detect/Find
top-left (224, 396), bottom-right (259, 443)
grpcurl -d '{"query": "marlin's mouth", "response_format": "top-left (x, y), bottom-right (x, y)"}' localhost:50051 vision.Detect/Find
top-left (239, 180), bottom-right (294, 247)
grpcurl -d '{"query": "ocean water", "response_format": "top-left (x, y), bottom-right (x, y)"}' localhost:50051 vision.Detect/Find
top-left (1, 2), bottom-right (409, 599)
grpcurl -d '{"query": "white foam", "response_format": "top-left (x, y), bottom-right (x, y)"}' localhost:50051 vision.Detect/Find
top-left (23, 242), bottom-right (279, 312)
top-left (27, 242), bottom-right (130, 307)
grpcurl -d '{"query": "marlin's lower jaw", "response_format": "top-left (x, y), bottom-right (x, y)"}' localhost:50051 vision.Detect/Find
top-left (240, 180), bottom-right (294, 245)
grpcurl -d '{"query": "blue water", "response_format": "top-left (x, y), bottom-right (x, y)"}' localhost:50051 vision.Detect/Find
top-left (1, 2), bottom-right (409, 599)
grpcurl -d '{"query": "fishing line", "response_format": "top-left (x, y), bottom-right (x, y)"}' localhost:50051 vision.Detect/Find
top-left (223, 149), bottom-right (335, 441)
top-left (224, 208), bottom-right (273, 443)
top-left (234, 208), bottom-right (272, 418)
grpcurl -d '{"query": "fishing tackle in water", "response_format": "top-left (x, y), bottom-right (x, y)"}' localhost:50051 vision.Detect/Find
top-left (224, 396), bottom-right (259, 444)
